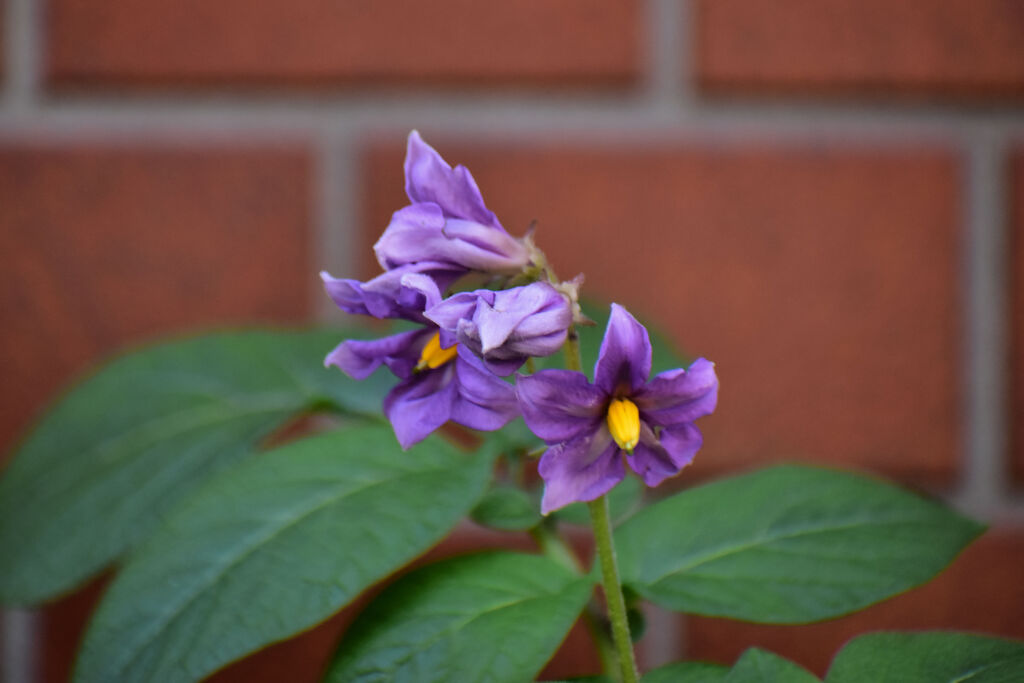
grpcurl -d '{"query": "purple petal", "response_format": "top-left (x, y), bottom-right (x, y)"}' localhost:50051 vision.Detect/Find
top-left (628, 422), bottom-right (703, 487)
top-left (424, 291), bottom-right (485, 332)
top-left (594, 304), bottom-right (652, 396)
top-left (516, 369), bottom-right (607, 444)
top-left (449, 347), bottom-right (520, 431)
top-left (321, 263), bottom-right (461, 322)
top-left (374, 206), bottom-right (528, 274)
top-left (425, 283), bottom-right (571, 371)
top-left (633, 358), bottom-right (719, 427)
top-left (383, 364), bottom-right (458, 449)
top-left (538, 428), bottom-right (623, 514)
top-left (404, 131), bottom-right (501, 228)
top-left (324, 329), bottom-right (428, 380)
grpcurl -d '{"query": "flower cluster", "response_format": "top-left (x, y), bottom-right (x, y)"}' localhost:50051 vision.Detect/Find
top-left (324, 131), bottom-right (718, 512)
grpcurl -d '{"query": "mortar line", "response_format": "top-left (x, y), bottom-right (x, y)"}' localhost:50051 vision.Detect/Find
top-left (2, 608), bottom-right (40, 683)
top-left (2, 108), bottom-right (1023, 149)
top-left (640, 603), bottom-right (683, 669)
top-left (647, 0), bottom-right (687, 109)
top-left (1, 97), bottom-right (1024, 139)
top-left (313, 130), bottom-right (359, 324)
top-left (4, 0), bottom-right (43, 112)
top-left (953, 135), bottom-right (1011, 519)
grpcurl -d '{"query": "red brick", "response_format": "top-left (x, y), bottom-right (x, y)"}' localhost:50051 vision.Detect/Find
top-left (685, 529), bottom-right (1024, 676)
top-left (47, 0), bottom-right (640, 89)
top-left (0, 144), bottom-right (312, 458)
top-left (363, 138), bottom-right (961, 484)
top-left (696, 0), bottom-right (1024, 99)
top-left (1013, 148), bottom-right (1024, 484)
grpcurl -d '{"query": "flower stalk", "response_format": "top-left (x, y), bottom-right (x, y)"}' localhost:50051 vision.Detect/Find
top-left (588, 495), bottom-right (639, 683)
top-left (562, 327), bottom-right (639, 683)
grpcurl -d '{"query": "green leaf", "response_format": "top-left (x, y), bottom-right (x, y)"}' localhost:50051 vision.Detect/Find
top-left (616, 465), bottom-right (984, 623)
top-left (73, 425), bottom-right (491, 683)
top-left (644, 660), bottom-right (728, 682)
top-left (471, 485), bottom-right (542, 531)
top-left (825, 632), bottom-right (1024, 682)
top-left (0, 328), bottom-right (389, 605)
top-left (557, 473), bottom-right (642, 527)
top-left (324, 551), bottom-right (594, 683)
top-left (726, 649), bottom-right (819, 682)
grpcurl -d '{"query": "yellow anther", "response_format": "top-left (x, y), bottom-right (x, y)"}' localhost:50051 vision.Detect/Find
top-left (606, 397), bottom-right (640, 454)
top-left (415, 332), bottom-right (458, 372)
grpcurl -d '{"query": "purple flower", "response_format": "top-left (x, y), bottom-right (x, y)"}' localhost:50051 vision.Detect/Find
top-left (373, 131), bottom-right (530, 275)
top-left (326, 325), bottom-right (519, 449)
top-left (425, 282), bottom-right (573, 377)
top-left (516, 304), bottom-right (718, 514)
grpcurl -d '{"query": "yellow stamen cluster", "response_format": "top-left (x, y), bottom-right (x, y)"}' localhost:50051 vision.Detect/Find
top-left (415, 332), bottom-right (458, 372)
top-left (606, 397), bottom-right (640, 454)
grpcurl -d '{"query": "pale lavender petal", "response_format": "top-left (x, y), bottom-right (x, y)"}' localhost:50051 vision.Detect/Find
top-left (594, 304), bottom-right (653, 396)
top-left (538, 428), bottom-right (623, 514)
top-left (324, 329), bottom-right (428, 380)
top-left (321, 263), bottom-right (461, 322)
top-left (628, 422), bottom-right (703, 487)
top-left (382, 364), bottom-right (458, 449)
top-left (404, 130), bottom-right (501, 228)
top-left (516, 369), bottom-right (607, 444)
top-left (374, 206), bottom-right (528, 273)
top-left (423, 291), bottom-right (484, 332)
top-left (633, 358), bottom-right (719, 427)
top-left (426, 283), bottom-right (570, 371)
top-left (449, 347), bottom-right (520, 431)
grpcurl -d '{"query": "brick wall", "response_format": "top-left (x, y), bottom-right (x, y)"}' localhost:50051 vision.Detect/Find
top-left (1, 1), bottom-right (1022, 680)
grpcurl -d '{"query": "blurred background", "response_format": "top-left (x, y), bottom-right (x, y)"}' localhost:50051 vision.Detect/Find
top-left (1, 0), bottom-right (1023, 680)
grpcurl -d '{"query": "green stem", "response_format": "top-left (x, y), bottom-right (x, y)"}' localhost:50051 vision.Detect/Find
top-left (588, 496), bottom-right (640, 683)
top-left (564, 325), bottom-right (582, 373)
top-left (560, 328), bottom-right (639, 682)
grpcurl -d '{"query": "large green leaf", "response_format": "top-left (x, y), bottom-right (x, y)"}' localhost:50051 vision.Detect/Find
top-left (0, 328), bottom-right (389, 605)
top-left (73, 425), bottom-right (490, 683)
top-left (726, 649), bottom-right (819, 682)
top-left (825, 632), bottom-right (1024, 682)
top-left (616, 465), bottom-right (984, 623)
top-left (471, 485), bottom-right (542, 531)
top-left (325, 551), bottom-right (594, 683)
top-left (644, 661), bottom-right (728, 682)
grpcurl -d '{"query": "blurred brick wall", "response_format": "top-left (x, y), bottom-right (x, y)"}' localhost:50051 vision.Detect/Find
top-left (1, 0), bottom-right (1022, 680)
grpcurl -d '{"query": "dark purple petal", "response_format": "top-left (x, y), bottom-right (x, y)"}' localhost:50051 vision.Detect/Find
top-left (633, 358), bottom-right (719, 427)
top-left (321, 263), bottom-right (461, 322)
top-left (382, 364), bottom-right (458, 449)
top-left (628, 422), bottom-right (703, 487)
top-left (594, 304), bottom-right (652, 396)
top-left (374, 205), bottom-right (528, 274)
top-left (404, 130), bottom-right (501, 228)
top-left (538, 428), bottom-right (623, 514)
top-left (449, 347), bottom-right (520, 431)
top-left (324, 329), bottom-right (428, 380)
top-left (516, 369), bottom-right (607, 444)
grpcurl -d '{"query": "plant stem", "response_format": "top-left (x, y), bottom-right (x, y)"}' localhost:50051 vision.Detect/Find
top-left (564, 325), bottom-right (582, 373)
top-left (561, 322), bottom-right (638, 681)
top-left (588, 495), bottom-right (640, 683)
